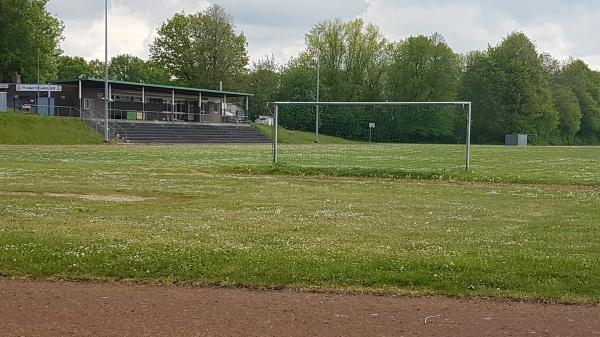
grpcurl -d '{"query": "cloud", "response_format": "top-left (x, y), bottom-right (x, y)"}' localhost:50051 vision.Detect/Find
top-left (361, 1), bottom-right (506, 52)
top-left (48, 0), bottom-right (209, 60)
top-left (213, 0), bottom-right (367, 63)
top-left (46, 0), bottom-right (600, 69)
top-left (240, 23), bottom-right (306, 64)
top-left (360, 0), bottom-right (600, 68)
top-left (57, 5), bottom-right (152, 60)
top-left (213, 0), bottom-right (367, 26)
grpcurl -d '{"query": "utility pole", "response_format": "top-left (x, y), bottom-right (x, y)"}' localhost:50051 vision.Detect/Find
top-left (315, 28), bottom-right (322, 143)
top-left (104, 0), bottom-right (109, 142)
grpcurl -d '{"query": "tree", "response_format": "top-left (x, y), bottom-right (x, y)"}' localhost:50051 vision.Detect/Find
top-left (304, 19), bottom-right (390, 101)
top-left (278, 53), bottom-right (319, 102)
top-left (277, 19), bottom-right (391, 136)
top-left (277, 55), bottom-right (319, 131)
top-left (56, 55), bottom-right (102, 79)
top-left (109, 54), bottom-right (170, 84)
top-left (491, 33), bottom-right (558, 143)
top-left (383, 34), bottom-right (463, 142)
top-left (279, 19), bottom-right (389, 103)
top-left (388, 33), bottom-right (461, 101)
top-left (150, 5), bottom-right (248, 90)
top-left (541, 53), bottom-right (562, 78)
top-left (552, 84), bottom-right (582, 143)
top-left (462, 33), bottom-right (559, 143)
top-left (245, 55), bottom-right (280, 119)
top-left (0, 0), bottom-right (63, 82)
top-left (462, 51), bottom-right (503, 143)
top-left (87, 60), bottom-right (105, 78)
top-left (555, 60), bottom-right (600, 142)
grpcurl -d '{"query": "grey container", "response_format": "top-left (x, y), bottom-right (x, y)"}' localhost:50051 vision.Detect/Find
top-left (505, 134), bottom-right (528, 146)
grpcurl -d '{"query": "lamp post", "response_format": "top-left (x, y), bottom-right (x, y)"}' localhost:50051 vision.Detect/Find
top-left (315, 28), bottom-right (321, 143)
top-left (103, 0), bottom-right (110, 142)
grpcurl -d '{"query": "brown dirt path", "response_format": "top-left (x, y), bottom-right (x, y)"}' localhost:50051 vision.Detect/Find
top-left (1, 279), bottom-right (599, 337)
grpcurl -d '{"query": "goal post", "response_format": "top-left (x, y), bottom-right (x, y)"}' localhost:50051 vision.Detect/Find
top-left (270, 101), bottom-right (473, 171)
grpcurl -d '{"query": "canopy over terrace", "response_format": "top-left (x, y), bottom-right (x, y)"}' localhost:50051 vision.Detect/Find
top-left (52, 78), bottom-right (253, 124)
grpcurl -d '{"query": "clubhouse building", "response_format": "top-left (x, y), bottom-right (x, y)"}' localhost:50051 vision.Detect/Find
top-left (0, 78), bottom-right (253, 124)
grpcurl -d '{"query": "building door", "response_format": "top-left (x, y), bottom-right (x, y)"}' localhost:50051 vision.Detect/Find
top-left (37, 97), bottom-right (55, 116)
top-left (173, 100), bottom-right (187, 121)
top-left (0, 92), bottom-right (6, 112)
top-left (188, 102), bottom-right (196, 121)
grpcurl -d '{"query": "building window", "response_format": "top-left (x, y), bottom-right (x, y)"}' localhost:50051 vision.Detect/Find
top-left (163, 99), bottom-right (171, 112)
top-left (83, 98), bottom-right (94, 110)
top-left (146, 98), bottom-right (163, 105)
top-left (115, 94), bottom-right (141, 102)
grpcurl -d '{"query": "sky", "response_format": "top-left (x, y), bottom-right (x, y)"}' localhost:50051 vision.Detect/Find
top-left (46, 0), bottom-right (600, 70)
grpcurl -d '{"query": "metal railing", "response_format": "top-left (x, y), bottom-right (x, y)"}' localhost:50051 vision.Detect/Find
top-left (17, 104), bottom-right (82, 117)
top-left (80, 108), bottom-right (128, 143)
top-left (111, 121), bottom-right (128, 142)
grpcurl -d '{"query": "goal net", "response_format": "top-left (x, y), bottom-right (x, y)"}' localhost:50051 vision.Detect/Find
top-left (269, 102), bottom-right (472, 172)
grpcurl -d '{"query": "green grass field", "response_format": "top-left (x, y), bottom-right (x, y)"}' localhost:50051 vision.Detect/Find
top-left (0, 113), bottom-right (102, 145)
top-left (1, 144), bottom-right (600, 303)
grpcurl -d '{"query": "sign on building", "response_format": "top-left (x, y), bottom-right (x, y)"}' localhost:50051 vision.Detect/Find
top-left (16, 84), bottom-right (62, 92)
top-left (0, 83), bottom-right (9, 89)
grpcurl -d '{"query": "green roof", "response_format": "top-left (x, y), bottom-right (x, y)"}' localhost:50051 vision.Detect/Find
top-left (51, 78), bottom-right (253, 97)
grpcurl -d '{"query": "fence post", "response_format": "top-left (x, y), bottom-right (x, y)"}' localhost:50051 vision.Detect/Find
top-left (273, 105), bottom-right (278, 164)
top-left (466, 102), bottom-right (472, 172)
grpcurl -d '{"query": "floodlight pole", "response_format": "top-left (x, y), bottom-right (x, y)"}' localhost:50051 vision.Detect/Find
top-left (103, 0), bottom-right (110, 142)
top-left (315, 29), bottom-right (321, 143)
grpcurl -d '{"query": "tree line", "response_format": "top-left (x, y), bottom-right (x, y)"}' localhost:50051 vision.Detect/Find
top-left (271, 21), bottom-right (600, 145)
top-left (2, 0), bottom-right (600, 144)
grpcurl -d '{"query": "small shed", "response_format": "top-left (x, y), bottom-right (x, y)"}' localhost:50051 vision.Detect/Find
top-left (505, 134), bottom-right (528, 146)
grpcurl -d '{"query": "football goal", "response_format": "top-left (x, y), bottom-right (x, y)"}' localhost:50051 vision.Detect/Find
top-left (269, 101), bottom-right (472, 171)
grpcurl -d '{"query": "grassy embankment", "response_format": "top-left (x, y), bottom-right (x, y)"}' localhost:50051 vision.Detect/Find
top-left (0, 112), bottom-right (102, 144)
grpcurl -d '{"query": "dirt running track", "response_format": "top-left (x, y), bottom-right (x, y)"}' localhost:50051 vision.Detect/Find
top-left (1, 279), bottom-right (599, 337)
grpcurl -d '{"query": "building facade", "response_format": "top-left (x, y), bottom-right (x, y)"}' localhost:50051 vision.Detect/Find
top-left (0, 78), bottom-right (253, 124)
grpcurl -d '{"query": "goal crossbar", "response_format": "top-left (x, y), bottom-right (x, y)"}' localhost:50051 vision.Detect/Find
top-left (269, 101), bottom-right (473, 171)
top-left (271, 101), bottom-right (472, 106)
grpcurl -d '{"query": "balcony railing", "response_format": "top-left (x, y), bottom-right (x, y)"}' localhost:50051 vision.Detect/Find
top-left (106, 109), bottom-right (249, 124)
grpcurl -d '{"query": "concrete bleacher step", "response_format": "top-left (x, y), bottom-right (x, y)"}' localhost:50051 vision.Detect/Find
top-left (114, 122), bottom-right (271, 144)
